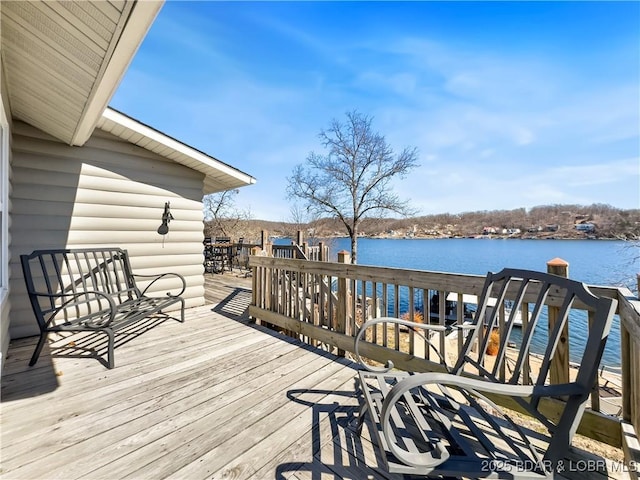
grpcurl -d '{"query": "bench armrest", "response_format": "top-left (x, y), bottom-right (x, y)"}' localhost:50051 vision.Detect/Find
top-left (133, 272), bottom-right (186, 297)
top-left (355, 317), bottom-right (454, 373)
top-left (31, 290), bottom-right (118, 329)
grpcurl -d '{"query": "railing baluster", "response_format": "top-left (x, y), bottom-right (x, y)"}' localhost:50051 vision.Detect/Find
top-left (438, 289), bottom-right (446, 360)
top-left (588, 309), bottom-right (601, 412)
top-left (349, 277), bottom-right (356, 338)
top-left (382, 282), bottom-right (388, 348)
top-left (409, 286), bottom-right (415, 355)
top-left (394, 284), bottom-right (400, 351)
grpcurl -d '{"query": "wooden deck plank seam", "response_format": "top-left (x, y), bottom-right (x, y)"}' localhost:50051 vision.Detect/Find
top-left (1, 306), bottom-right (247, 374)
top-left (1, 326), bottom-right (270, 406)
top-left (1, 339), bottom-right (301, 446)
top-left (5, 334), bottom-right (348, 476)
top-left (58, 352), bottom-right (348, 479)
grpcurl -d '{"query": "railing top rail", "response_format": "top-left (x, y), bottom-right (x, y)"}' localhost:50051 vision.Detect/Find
top-left (271, 244), bottom-right (307, 259)
top-left (617, 286), bottom-right (640, 340)
top-left (248, 255), bottom-right (627, 315)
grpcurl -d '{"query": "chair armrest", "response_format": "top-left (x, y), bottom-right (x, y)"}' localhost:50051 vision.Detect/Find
top-left (133, 272), bottom-right (187, 297)
top-left (378, 372), bottom-right (583, 470)
top-left (384, 373), bottom-right (584, 416)
top-left (400, 373), bottom-right (583, 398)
top-left (354, 316), bottom-right (451, 373)
top-left (385, 372), bottom-right (536, 403)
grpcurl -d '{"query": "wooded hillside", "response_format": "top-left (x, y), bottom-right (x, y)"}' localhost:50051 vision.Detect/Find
top-left (206, 204), bottom-right (640, 242)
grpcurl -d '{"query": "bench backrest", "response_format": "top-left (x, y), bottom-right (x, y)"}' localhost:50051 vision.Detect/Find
top-left (454, 268), bottom-right (617, 454)
top-left (21, 248), bottom-right (140, 329)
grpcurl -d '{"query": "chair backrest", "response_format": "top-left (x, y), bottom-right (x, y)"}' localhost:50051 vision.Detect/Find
top-left (455, 268), bottom-right (616, 388)
top-left (455, 268), bottom-right (617, 464)
top-left (21, 248), bottom-right (139, 329)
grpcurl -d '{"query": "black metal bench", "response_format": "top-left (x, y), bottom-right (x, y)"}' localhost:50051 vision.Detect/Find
top-left (21, 248), bottom-right (186, 369)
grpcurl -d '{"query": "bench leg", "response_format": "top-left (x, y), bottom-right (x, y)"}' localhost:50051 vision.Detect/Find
top-left (105, 330), bottom-right (115, 369)
top-left (28, 332), bottom-right (48, 366)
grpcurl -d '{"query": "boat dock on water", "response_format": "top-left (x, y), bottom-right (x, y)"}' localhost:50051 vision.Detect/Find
top-left (430, 292), bottom-right (523, 326)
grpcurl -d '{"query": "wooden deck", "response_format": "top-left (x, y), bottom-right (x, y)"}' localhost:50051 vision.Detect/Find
top-left (203, 267), bottom-right (253, 306)
top-left (0, 272), bottom-right (627, 480)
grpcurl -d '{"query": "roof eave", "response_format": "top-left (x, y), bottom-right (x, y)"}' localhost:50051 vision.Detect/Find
top-left (70, 1), bottom-right (164, 146)
top-left (100, 107), bottom-right (256, 191)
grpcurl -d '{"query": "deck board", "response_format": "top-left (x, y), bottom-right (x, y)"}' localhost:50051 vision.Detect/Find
top-left (0, 273), bottom-right (625, 480)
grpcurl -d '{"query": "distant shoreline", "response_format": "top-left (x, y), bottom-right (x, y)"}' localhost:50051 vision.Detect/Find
top-left (247, 205), bottom-right (639, 242)
top-left (363, 235), bottom-right (618, 241)
top-left (275, 234), bottom-right (623, 241)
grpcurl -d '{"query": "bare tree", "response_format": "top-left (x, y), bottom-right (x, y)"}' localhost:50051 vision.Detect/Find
top-left (287, 110), bottom-right (419, 263)
top-left (203, 189), bottom-right (251, 238)
top-left (287, 204), bottom-right (331, 251)
top-left (286, 204), bottom-right (312, 238)
top-left (619, 234), bottom-right (640, 294)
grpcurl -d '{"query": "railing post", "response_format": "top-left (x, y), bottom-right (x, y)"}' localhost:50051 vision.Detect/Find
top-left (260, 230), bottom-right (272, 256)
top-left (336, 250), bottom-right (350, 357)
top-left (250, 246), bottom-right (261, 325)
top-left (318, 242), bottom-right (325, 262)
top-left (634, 275), bottom-right (640, 431)
top-left (547, 258), bottom-right (570, 385)
top-left (296, 230), bottom-right (304, 246)
top-left (622, 312), bottom-right (631, 423)
top-left (622, 274), bottom-right (640, 423)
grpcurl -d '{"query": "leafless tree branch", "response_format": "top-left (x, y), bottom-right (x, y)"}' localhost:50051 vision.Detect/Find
top-left (286, 110), bottom-right (419, 263)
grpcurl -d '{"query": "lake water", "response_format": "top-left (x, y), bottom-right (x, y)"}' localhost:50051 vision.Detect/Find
top-left (276, 236), bottom-right (639, 367)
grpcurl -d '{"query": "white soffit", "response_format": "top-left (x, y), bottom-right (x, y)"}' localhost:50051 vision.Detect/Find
top-left (98, 108), bottom-right (256, 193)
top-left (1, 0), bottom-right (162, 146)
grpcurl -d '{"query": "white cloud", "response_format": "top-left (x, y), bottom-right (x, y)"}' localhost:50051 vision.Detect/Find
top-left (551, 159), bottom-right (640, 188)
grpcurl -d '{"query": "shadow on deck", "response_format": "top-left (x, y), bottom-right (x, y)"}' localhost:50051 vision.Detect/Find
top-left (0, 273), bottom-right (627, 480)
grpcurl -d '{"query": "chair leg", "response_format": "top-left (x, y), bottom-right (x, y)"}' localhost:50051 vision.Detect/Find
top-left (356, 402), bottom-right (369, 434)
top-left (213, 256), bottom-right (223, 273)
top-left (28, 332), bottom-right (48, 366)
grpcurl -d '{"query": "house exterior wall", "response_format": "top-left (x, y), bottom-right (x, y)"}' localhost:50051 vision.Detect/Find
top-left (0, 50), bottom-right (13, 371)
top-left (9, 121), bottom-right (207, 339)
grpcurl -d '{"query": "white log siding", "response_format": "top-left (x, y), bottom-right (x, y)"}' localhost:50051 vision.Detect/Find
top-left (9, 121), bottom-right (208, 339)
top-left (0, 52), bottom-right (14, 370)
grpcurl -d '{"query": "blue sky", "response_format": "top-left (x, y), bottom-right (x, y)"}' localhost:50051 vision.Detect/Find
top-left (111, 1), bottom-right (640, 222)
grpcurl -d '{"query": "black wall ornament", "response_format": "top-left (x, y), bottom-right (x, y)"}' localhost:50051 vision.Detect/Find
top-left (157, 202), bottom-right (173, 235)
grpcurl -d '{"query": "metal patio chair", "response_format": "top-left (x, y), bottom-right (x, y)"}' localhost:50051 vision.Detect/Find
top-left (355, 268), bottom-right (617, 479)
